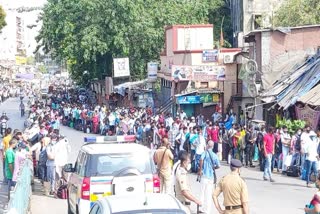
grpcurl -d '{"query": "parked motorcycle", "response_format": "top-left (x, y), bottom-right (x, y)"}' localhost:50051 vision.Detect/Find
top-left (1, 118), bottom-right (7, 136)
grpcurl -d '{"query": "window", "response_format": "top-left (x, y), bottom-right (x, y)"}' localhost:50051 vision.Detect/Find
top-left (200, 82), bottom-right (208, 88)
top-left (86, 153), bottom-right (153, 177)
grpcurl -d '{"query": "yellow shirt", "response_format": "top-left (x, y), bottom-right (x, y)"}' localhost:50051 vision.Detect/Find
top-left (2, 134), bottom-right (12, 153)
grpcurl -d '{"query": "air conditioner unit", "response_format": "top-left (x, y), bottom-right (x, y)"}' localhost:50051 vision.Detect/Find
top-left (224, 54), bottom-right (234, 64)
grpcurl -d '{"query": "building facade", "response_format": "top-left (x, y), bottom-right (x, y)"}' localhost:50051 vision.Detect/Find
top-left (158, 24), bottom-right (241, 119)
top-left (230, 0), bottom-right (284, 47)
top-left (244, 25), bottom-right (320, 121)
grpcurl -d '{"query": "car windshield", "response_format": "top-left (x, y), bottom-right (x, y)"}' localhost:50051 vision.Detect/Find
top-left (86, 153), bottom-right (153, 176)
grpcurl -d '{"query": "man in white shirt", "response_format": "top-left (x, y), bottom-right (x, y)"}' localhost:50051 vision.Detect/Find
top-left (179, 110), bottom-right (187, 121)
top-left (304, 131), bottom-right (319, 187)
top-left (194, 128), bottom-right (206, 172)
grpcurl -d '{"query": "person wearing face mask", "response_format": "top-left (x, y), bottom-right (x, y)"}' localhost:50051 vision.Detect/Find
top-left (174, 151), bottom-right (202, 212)
top-left (213, 159), bottom-right (249, 214)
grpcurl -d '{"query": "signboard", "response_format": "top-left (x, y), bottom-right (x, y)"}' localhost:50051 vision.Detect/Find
top-left (172, 65), bottom-right (193, 81)
top-left (113, 58), bottom-right (130, 77)
top-left (15, 56), bottom-right (27, 65)
top-left (202, 50), bottom-right (218, 62)
top-left (200, 94), bottom-right (220, 103)
top-left (172, 65), bottom-right (226, 81)
top-left (147, 62), bottom-right (158, 82)
top-left (295, 105), bottom-right (320, 130)
top-left (177, 95), bottom-right (201, 104)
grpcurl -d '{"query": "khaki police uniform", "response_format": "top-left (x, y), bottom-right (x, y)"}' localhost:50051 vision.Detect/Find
top-left (175, 166), bottom-right (191, 210)
top-left (213, 172), bottom-right (249, 214)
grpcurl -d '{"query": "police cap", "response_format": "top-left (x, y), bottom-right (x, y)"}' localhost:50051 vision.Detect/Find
top-left (230, 159), bottom-right (243, 168)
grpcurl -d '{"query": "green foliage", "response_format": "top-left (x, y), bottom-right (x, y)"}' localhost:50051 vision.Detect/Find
top-left (274, 0), bottom-right (320, 27)
top-left (0, 5), bottom-right (6, 31)
top-left (277, 119), bottom-right (306, 134)
top-left (37, 0), bottom-right (228, 83)
top-left (38, 65), bottom-right (48, 74)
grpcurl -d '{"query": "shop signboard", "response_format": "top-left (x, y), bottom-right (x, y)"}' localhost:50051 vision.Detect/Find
top-left (200, 94), bottom-right (220, 103)
top-left (113, 57), bottom-right (130, 77)
top-left (177, 95), bottom-right (201, 104)
top-left (172, 65), bottom-right (226, 82)
top-left (202, 49), bottom-right (218, 62)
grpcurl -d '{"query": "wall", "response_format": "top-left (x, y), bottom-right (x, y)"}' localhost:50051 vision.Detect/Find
top-left (270, 27), bottom-right (320, 60)
top-left (177, 27), bottom-right (213, 51)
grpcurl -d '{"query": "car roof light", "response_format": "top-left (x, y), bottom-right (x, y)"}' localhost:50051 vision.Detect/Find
top-left (84, 135), bottom-right (136, 143)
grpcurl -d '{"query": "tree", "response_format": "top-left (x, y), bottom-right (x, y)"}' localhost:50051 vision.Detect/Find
top-left (0, 5), bottom-right (6, 31)
top-left (36, 0), bottom-right (228, 83)
top-left (274, 0), bottom-right (320, 27)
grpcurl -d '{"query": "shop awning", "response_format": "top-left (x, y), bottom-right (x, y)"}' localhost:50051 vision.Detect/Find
top-left (298, 84), bottom-right (320, 106)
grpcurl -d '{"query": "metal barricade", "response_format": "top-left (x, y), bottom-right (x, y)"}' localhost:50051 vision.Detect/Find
top-left (6, 159), bottom-right (33, 214)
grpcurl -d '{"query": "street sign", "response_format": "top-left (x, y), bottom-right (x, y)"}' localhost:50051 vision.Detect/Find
top-left (113, 58), bottom-right (130, 78)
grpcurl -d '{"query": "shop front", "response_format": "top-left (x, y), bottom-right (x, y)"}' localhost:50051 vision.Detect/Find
top-left (176, 93), bottom-right (222, 119)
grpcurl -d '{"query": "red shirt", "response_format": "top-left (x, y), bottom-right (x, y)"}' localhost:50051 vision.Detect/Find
top-left (263, 133), bottom-right (274, 154)
top-left (211, 128), bottom-right (219, 142)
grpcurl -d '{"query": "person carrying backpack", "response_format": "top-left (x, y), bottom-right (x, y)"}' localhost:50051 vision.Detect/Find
top-left (290, 129), bottom-right (302, 167)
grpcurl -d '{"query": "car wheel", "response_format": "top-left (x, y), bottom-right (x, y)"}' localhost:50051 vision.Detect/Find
top-left (67, 198), bottom-right (73, 214)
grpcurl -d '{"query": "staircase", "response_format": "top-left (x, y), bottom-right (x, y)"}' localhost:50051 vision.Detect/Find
top-left (158, 97), bottom-right (174, 114)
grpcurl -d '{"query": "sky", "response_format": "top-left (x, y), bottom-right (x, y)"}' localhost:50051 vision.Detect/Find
top-left (0, 0), bottom-right (47, 9)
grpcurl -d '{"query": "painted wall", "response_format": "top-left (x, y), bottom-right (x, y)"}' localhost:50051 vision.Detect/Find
top-left (177, 27), bottom-right (213, 51)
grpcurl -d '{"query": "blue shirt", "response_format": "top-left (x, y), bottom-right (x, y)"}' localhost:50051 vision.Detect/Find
top-left (200, 150), bottom-right (220, 179)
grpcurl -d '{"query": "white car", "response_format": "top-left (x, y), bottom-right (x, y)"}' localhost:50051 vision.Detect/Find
top-left (89, 193), bottom-right (189, 214)
top-left (64, 136), bottom-right (160, 214)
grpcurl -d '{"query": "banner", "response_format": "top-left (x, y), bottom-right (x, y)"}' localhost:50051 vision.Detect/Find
top-left (295, 105), bottom-right (320, 130)
top-left (147, 62), bottom-right (158, 82)
top-left (177, 95), bottom-right (201, 104)
top-left (172, 65), bottom-right (226, 82)
top-left (113, 58), bottom-right (130, 77)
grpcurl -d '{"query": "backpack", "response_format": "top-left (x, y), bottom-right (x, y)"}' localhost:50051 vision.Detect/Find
top-left (39, 147), bottom-right (48, 166)
top-left (295, 135), bottom-right (301, 151)
top-left (56, 179), bottom-right (68, 199)
top-left (183, 135), bottom-right (191, 152)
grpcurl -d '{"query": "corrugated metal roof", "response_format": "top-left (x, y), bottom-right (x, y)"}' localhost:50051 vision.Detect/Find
top-left (298, 84), bottom-right (320, 106)
top-left (259, 52), bottom-right (320, 109)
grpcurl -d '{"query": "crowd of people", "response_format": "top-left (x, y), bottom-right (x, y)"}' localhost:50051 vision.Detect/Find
top-left (2, 83), bottom-right (320, 213)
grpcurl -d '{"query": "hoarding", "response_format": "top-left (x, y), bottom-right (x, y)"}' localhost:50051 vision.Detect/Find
top-left (113, 58), bottom-right (130, 77)
top-left (147, 62), bottom-right (158, 82)
top-left (172, 65), bottom-right (226, 81)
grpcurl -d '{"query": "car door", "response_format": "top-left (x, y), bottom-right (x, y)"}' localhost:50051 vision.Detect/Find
top-left (69, 151), bottom-right (85, 209)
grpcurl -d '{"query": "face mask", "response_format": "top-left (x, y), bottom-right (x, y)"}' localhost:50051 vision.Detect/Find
top-left (186, 163), bottom-right (191, 171)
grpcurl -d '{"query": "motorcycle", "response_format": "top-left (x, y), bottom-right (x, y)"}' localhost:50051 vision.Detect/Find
top-left (1, 119), bottom-right (7, 136)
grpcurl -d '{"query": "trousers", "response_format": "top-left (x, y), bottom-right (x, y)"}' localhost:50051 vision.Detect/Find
top-left (199, 177), bottom-right (214, 213)
top-left (47, 165), bottom-right (56, 192)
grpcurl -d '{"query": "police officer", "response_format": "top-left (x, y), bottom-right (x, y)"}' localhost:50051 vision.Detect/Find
top-left (212, 159), bottom-right (249, 214)
top-left (175, 151), bottom-right (202, 212)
